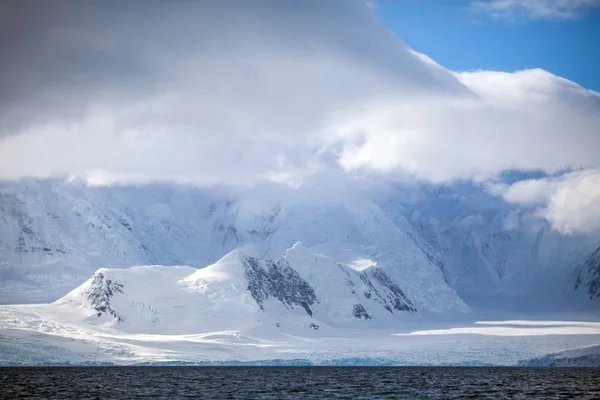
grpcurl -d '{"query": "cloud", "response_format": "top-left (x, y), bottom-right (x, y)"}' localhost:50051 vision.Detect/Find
top-left (501, 169), bottom-right (600, 234)
top-left (0, 0), bottom-right (465, 187)
top-left (329, 66), bottom-right (600, 183)
top-left (471, 0), bottom-right (600, 20)
top-left (0, 0), bottom-right (599, 237)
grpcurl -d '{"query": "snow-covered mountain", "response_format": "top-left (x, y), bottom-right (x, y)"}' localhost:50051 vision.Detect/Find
top-left (0, 180), bottom-right (241, 303)
top-left (0, 179), bottom-right (598, 314)
top-left (1, 180), bottom-right (599, 366)
top-left (2, 250), bottom-right (599, 365)
top-left (55, 243), bottom-right (419, 334)
top-left (0, 179), bottom-right (465, 315)
top-left (387, 184), bottom-right (600, 311)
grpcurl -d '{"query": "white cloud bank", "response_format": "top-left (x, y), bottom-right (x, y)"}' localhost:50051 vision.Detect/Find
top-left (471, 0), bottom-right (600, 20)
top-left (502, 169), bottom-right (600, 235)
top-left (331, 67), bottom-right (600, 183)
top-left (0, 0), bottom-right (465, 186)
top-left (0, 0), bottom-right (598, 233)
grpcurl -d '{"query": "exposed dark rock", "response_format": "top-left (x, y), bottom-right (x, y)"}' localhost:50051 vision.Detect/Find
top-left (361, 268), bottom-right (416, 313)
top-left (114, 214), bottom-right (133, 231)
top-left (422, 250), bottom-right (449, 284)
top-left (352, 304), bottom-right (371, 320)
top-left (222, 225), bottom-right (240, 246)
top-left (85, 272), bottom-right (125, 322)
top-left (243, 255), bottom-right (318, 317)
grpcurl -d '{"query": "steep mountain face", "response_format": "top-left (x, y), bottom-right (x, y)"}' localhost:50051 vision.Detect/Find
top-left (241, 253), bottom-right (319, 317)
top-left (0, 179), bottom-right (463, 314)
top-left (0, 179), bottom-right (598, 313)
top-left (384, 184), bottom-right (600, 310)
top-left (84, 271), bottom-right (125, 321)
top-left (575, 246), bottom-right (600, 300)
top-left (275, 243), bottom-right (418, 323)
top-left (0, 180), bottom-right (244, 303)
top-left (56, 244), bottom-right (418, 333)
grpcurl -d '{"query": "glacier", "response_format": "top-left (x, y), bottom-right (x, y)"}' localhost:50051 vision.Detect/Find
top-left (520, 344), bottom-right (600, 367)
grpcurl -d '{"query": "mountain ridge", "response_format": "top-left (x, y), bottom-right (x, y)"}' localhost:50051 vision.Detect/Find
top-left (0, 179), bottom-right (598, 313)
top-left (55, 244), bottom-right (425, 334)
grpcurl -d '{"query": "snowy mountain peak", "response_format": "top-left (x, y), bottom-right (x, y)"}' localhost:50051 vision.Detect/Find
top-left (81, 270), bottom-right (125, 321)
top-left (183, 246), bottom-right (321, 318)
top-left (2, 180), bottom-right (596, 314)
top-left (277, 243), bottom-right (417, 321)
top-left (51, 244), bottom-right (423, 334)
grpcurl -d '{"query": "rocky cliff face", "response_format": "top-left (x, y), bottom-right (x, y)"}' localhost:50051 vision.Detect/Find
top-left (243, 254), bottom-right (318, 316)
top-left (84, 271), bottom-right (125, 321)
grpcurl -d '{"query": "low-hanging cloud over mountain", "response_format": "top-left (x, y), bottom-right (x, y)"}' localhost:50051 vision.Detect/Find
top-left (0, 0), bottom-right (598, 233)
top-left (499, 168), bottom-right (600, 235)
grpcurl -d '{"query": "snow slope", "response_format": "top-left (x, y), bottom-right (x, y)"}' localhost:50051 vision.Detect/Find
top-left (388, 183), bottom-right (600, 311)
top-left (0, 179), bottom-right (465, 315)
top-left (54, 243), bottom-right (421, 334)
top-left (1, 179), bottom-right (598, 313)
top-left (0, 180), bottom-right (243, 303)
top-left (1, 242), bottom-right (598, 366)
top-left (1, 305), bottom-right (598, 365)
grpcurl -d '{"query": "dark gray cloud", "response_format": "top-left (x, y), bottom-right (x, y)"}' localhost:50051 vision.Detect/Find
top-left (0, 0), bottom-right (469, 186)
top-left (0, 1), bottom-right (158, 132)
top-left (0, 0), bottom-right (463, 134)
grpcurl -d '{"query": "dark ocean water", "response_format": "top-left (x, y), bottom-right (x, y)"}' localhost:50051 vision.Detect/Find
top-left (1, 366), bottom-right (599, 399)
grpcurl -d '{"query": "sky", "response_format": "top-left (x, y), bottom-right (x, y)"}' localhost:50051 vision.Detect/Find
top-left (0, 0), bottom-right (599, 235)
top-left (376, 0), bottom-right (600, 91)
